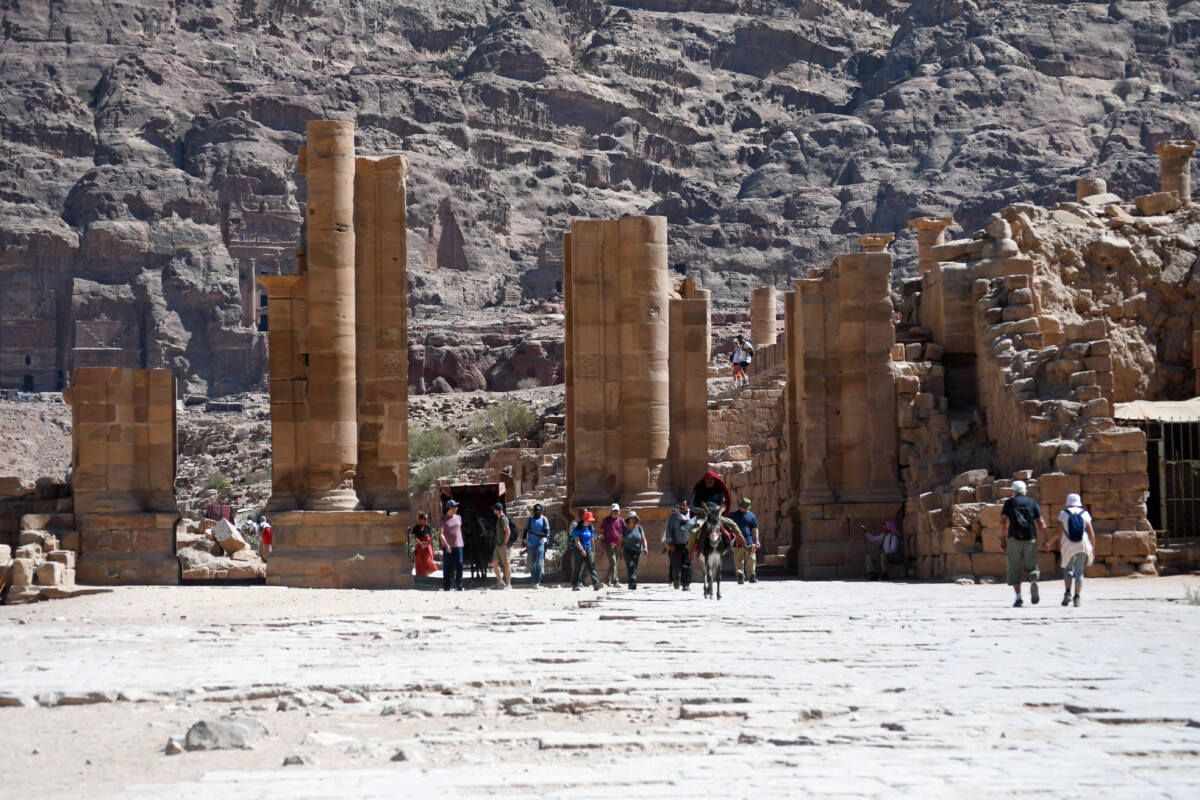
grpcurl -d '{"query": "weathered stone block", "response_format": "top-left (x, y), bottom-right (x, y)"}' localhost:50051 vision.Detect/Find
top-left (12, 558), bottom-right (35, 587)
top-left (35, 561), bottom-right (64, 586)
top-left (1134, 191), bottom-right (1181, 216)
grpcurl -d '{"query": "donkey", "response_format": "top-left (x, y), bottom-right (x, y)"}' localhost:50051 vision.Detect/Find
top-left (698, 503), bottom-right (732, 600)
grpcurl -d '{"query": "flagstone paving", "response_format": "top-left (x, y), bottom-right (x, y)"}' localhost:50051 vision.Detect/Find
top-left (2, 575), bottom-right (1199, 798)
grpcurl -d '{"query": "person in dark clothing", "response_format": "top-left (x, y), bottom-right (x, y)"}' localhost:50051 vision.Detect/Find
top-left (691, 470), bottom-right (730, 515)
top-left (665, 500), bottom-right (693, 590)
top-left (621, 511), bottom-right (648, 590)
top-left (1000, 480), bottom-right (1048, 607)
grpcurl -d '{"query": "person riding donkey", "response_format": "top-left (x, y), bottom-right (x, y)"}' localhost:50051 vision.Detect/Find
top-left (686, 471), bottom-right (745, 555)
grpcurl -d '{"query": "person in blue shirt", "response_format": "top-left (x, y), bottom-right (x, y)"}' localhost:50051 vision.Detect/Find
top-left (571, 510), bottom-right (601, 592)
top-left (728, 498), bottom-right (760, 585)
top-left (524, 503), bottom-right (551, 589)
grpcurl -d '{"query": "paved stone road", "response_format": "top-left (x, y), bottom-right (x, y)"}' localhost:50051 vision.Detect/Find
top-left (2, 575), bottom-right (1199, 798)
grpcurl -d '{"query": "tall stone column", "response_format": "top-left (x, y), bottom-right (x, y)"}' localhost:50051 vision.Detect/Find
top-left (617, 215), bottom-right (673, 504)
top-left (1156, 140), bottom-right (1197, 206)
top-left (354, 154), bottom-right (410, 511)
top-left (670, 277), bottom-right (711, 496)
top-left (302, 120), bottom-right (359, 511)
top-left (750, 286), bottom-right (777, 348)
top-left (566, 216), bottom-right (673, 507)
top-left (907, 217), bottom-right (954, 276)
top-left (258, 272), bottom-right (308, 508)
top-left (563, 231), bottom-right (577, 506)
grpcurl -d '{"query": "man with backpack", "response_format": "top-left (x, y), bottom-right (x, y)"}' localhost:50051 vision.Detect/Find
top-left (731, 335), bottom-right (754, 390)
top-left (1057, 493), bottom-right (1096, 607)
top-left (999, 480), bottom-right (1048, 607)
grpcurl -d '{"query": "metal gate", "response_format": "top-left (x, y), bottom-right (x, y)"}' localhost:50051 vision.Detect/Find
top-left (1132, 420), bottom-right (1200, 545)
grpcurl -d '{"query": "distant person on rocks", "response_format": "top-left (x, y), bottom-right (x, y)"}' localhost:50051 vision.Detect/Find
top-left (729, 499), bottom-right (760, 585)
top-left (731, 335), bottom-right (754, 390)
top-left (571, 510), bottom-right (601, 592)
top-left (665, 499), bottom-right (693, 590)
top-left (862, 521), bottom-right (902, 581)
top-left (621, 511), bottom-right (648, 590)
top-left (491, 502), bottom-right (513, 591)
top-left (1058, 493), bottom-right (1096, 608)
top-left (412, 512), bottom-right (437, 577)
top-left (1000, 480), bottom-right (1047, 607)
top-left (601, 503), bottom-right (625, 587)
top-left (524, 503), bottom-right (551, 589)
top-left (439, 500), bottom-right (465, 592)
top-left (259, 516), bottom-right (272, 557)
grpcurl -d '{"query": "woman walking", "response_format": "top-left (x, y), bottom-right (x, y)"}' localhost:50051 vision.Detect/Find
top-left (412, 512), bottom-right (437, 577)
top-left (621, 511), bottom-right (649, 590)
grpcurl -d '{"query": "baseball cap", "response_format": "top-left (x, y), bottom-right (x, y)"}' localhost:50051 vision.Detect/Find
top-left (445, 499), bottom-right (459, 507)
top-left (610, 503), bottom-right (620, 512)
top-left (492, 502), bottom-right (504, 512)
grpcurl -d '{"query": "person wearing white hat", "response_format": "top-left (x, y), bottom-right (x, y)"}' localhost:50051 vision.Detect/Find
top-left (999, 480), bottom-right (1048, 607)
top-left (601, 503), bottom-right (625, 587)
top-left (1057, 493), bottom-right (1096, 607)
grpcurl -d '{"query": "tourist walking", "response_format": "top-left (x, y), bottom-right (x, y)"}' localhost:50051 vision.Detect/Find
top-left (729, 498), bottom-right (760, 584)
top-left (439, 499), bottom-right (465, 592)
top-left (491, 502), bottom-right (513, 590)
top-left (601, 503), bottom-right (624, 587)
top-left (412, 512), bottom-right (437, 577)
top-left (524, 503), bottom-right (551, 589)
top-left (571, 510), bottom-right (601, 591)
top-left (731, 334), bottom-right (754, 390)
top-left (621, 511), bottom-right (649, 590)
top-left (665, 499), bottom-right (693, 590)
top-left (1058, 493), bottom-right (1096, 607)
top-left (999, 480), bottom-right (1047, 607)
top-left (259, 516), bottom-right (272, 558)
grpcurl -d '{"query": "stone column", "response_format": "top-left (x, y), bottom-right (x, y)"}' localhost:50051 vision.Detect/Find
top-left (302, 120), bottom-right (359, 511)
top-left (566, 216), bottom-right (674, 508)
top-left (617, 215), bottom-right (673, 505)
top-left (670, 277), bottom-right (711, 496)
top-left (1076, 178), bottom-right (1106, 201)
top-left (858, 233), bottom-right (894, 253)
top-left (907, 217), bottom-right (954, 276)
top-left (750, 286), bottom-right (777, 348)
top-left (258, 273), bottom-right (307, 508)
top-left (1156, 140), bottom-right (1197, 206)
top-left (563, 231), bottom-right (576, 506)
top-left (354, 154), bottom-right (410, 511)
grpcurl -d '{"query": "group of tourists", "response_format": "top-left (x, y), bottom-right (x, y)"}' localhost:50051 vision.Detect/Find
top-left (240, 515), bottom-right (272, 557)
top-left (409, 469), bottom-right (763, 593)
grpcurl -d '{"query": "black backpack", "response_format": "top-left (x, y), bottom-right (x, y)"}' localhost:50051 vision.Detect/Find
top-left (1065, 509), bottom-right (1086, 542)
top-left (1010, 498), bottom-right (1037, 539)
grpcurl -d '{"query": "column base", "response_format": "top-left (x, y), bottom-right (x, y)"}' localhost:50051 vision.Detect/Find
top-left (266, 510), bottom-right (413, 589)
top-left (75, 512), bottom-right (181, 585)
top-left (303, 489), bottom-right (363, 512)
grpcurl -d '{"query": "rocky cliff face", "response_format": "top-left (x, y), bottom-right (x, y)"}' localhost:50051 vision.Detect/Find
top-left (1, 0), bottom-right (1198, 395)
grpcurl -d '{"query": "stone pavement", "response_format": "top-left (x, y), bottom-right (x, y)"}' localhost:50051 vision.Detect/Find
top-left (2, 576), bottom-right (1199, 798)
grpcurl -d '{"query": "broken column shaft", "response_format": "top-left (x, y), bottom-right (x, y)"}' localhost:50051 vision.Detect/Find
top-left (1156, 140), bottom-right (1197, 207)
top-left (750, 286), bottom-right (777, 348)
top-left (907, 217), bottom-right (954, 276)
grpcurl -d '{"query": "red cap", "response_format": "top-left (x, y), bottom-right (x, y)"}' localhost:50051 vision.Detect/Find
top-left (581, 511), bottom-right (595, 522)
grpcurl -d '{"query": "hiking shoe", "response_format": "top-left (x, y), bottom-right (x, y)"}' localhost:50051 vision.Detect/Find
top-left (492, 584), bottom-right (505, 591)
top-left (737, 576), bottom-right (744, 585)
top-left (593, 584), bottom-right (601, 591)
top-left (1013, 597), bottom-right (1023, 608)
top-left (1073, 595), bottom-right (1080, 607)
top-left (504, 583), bottom-right (513, 590)
top-left (749, 578), bottom-right (758, 584)
top-left (572, 586), bottom-right (580, 592)
top-left (673, 578), bottom-right (681, 590)
top-left (1030, 583), bottom-right (1039, 605)
top-left (1062, 592), bottom-right (1071, 607)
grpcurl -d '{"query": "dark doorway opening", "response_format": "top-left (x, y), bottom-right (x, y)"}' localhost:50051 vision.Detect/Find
top-left (23, 374), bottom-right (34, 392)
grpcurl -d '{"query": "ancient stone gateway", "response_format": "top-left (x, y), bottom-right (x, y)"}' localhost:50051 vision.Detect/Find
top-left (258, 121), bottom-right (412, 589)
top-left (563, 216), bottom-right (710, 578)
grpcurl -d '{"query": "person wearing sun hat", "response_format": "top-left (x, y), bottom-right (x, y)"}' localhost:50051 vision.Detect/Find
top-left (601, 502), bottom-right (625, 587)
top-left (1057, 493), bottom-right (1096, 607)
top-left (571, 510), bottom-right (601, 592)
top-left (728, 498), bottom-right (760, 584)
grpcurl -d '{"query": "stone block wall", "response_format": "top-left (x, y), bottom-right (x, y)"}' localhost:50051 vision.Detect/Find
top-left (63, 367), bottom-right (180, 585)
top-left (708, 378), bottom-right (785, 453)
top-left (724, 435), bottom-right (791, 559)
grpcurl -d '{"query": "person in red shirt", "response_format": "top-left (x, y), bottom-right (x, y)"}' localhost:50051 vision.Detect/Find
top-left (600, 503), bottom-right (625, 587)
top-left (258, 516), bottom-right (272, 558)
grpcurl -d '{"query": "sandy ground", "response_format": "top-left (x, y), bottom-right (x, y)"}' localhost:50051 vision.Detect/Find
top-left (2, 575), bottom-right (1200, 798)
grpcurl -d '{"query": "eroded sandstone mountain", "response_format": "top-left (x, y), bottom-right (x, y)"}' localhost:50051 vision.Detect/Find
top-left (1, 0), bottom-right (1198, 395)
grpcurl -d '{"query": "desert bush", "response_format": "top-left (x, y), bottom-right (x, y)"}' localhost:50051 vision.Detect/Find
top-left (200, 470), bottom-right (231, 491)
top-left (488, 400), bottom-right (535, 441)
top-left (412, 456), bottom-right (459, 493)
top-left (410, 426), bottom-right (460, 460)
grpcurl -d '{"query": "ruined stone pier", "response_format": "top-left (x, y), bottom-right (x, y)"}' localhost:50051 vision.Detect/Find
top-left (907, 216), bottom-right (954, 276)
top-left (258, 121), bottom-right (411, 589)
top-left (750, 286), bottom-right (777, 348)
top-left (1156, 139), bottom-right (1196, 206)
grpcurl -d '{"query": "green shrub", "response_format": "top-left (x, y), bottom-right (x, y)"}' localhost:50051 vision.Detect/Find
top-left (410, 426), bottom-right (460, 460)
top-left (435, 56), bottom-right (464, 79)
top-left (488, 400), bottom-right (535, 441)
top-left (200, 470), bottom-right (231, 491)
top-left (1185, 584), bottom-right (1200, 606)
top-left (242, 467), bottom-right (271, 486)
top-left (412, 456), bottom-right (459, 493)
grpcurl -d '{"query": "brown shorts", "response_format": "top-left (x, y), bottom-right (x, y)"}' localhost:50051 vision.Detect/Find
top-left (494, 544), bottom-right (511, 565)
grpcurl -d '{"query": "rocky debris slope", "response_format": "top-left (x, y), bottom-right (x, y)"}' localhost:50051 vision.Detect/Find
top-left (175, 394), bottom-right (272, 520)
top-left (2, 1), bottom-right (1198, 395)
top-left (0, 397), bottom-right (71, 483)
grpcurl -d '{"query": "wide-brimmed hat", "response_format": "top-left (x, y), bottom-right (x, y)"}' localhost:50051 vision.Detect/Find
top-left (738, 498), bottom-right (752, 509)
top-left (1066, 493), bottom-right (1082, 508)
top-left (582, 511), bottom-right (595, 522)
top-left (627, 511), bottom-right (640, 520)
